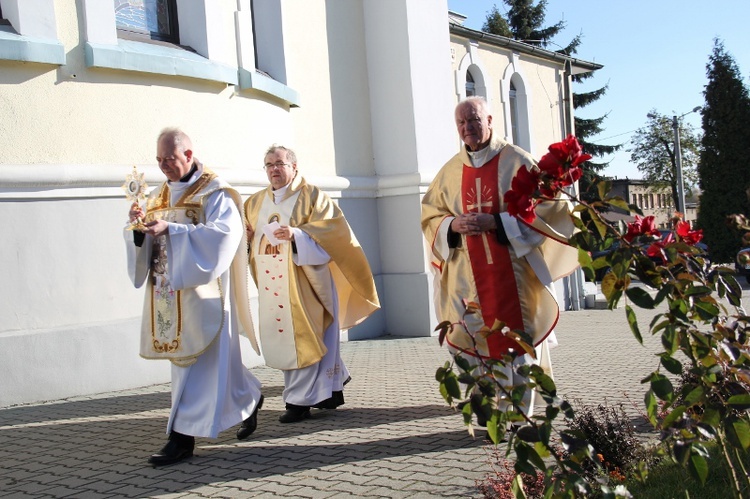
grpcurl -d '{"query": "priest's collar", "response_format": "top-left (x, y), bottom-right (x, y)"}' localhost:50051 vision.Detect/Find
top-left (273, 184), bottom-right (289, 204)
top-left (460, 133), bottom-right (507, 167)
top-left (168, 161), bottom-right (202, 191)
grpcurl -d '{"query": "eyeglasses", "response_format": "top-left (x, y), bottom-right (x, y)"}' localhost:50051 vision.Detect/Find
top-left (264, 161), bottom-right (291, 170)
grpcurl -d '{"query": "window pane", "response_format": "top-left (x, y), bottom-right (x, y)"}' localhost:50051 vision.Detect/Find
top-left (115, 0), bottom-right (173, 37)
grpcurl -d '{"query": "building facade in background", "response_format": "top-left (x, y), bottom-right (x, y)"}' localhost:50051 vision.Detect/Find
top-left (608, 179), bottom-right (698, 227)
top-left (0, 0), bottom-right (598, 406)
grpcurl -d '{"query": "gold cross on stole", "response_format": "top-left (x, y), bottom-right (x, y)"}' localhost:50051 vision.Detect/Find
top-left (466, 177), bottom-right (494, 264)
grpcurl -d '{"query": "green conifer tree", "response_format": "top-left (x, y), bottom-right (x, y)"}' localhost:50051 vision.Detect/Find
top-left (481, 1), bottom-right (621, 200)
top-left (696, 39), bottom-right (750, 263)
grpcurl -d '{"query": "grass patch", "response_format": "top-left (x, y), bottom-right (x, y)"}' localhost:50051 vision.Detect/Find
top-left (626, 442), bottom-right (749, 498)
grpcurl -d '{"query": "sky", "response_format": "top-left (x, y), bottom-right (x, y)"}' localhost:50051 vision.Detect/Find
top-left (446, 0), bottom-right (750, 179)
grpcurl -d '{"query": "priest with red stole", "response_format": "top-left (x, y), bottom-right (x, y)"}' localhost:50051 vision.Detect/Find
top-left (421, 97), bottom-right (579, 423)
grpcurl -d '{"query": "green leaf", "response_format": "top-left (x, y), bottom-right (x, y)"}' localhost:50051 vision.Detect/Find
top-left (514, 444), bottom-right (538, 476)
top-left (625, 287), bottom-right (655, 309)
top-left (534, 440), bottom-right (551, 458)
top-left (700, 407), bottom-right (721, 427)
top-left (457, 372), bottom-right (475, 385)
top-left (530, 366), bottom-right (557, 395)
top-left (525, 444), bottom-right (548, 472)
top-left (625, 305), bottom-right (643, 344)
top-left (607, 197), bottom-right (630, 212)
top-left (644, 389), bottom-right (658, 425)
top-left (538, 422), bottom-right (552, 446)
top-left (693, 301), bottom-right (720, 321)
top-left (486, 416), bottom-right (501, 444)
top-left (516, 425), bottom-right (540, 442)
top-left (443, 374), bottom-right (461, 399)
top-left (662, 406), bottom-right (685, 428)
top-left (597, 180), bottom-right (613, 201)
top-left (685, 285), bottom-right (712, 297)
top-left (727, 394), bottom-right (750, 408)
top-left (650, 374), bottom-right (674, 402)
top-left (661, 325), bottom-right (679, 355)
top-left (683, 385), bottom-right (705, 406)
top-left (725, 417), bottom-right (750, 450)
top-left (511, 473), bottom-right (527, 499)
top-left (660, 355), bottom-right (683, 375)
top-left (669, 299), bottom-right (690, 322)
top-left (454, 354), bottom-right (472, 373)
top-left (688, 453), bottom-right (708, 485)
top-left (578, 247), bottom-right (593, 268)
top-left (673, 440), bottom-right (690, 465)
top-left (435, 363), bottom-right (449, 382)
top-left (545, 405), bottom-right (560, 421)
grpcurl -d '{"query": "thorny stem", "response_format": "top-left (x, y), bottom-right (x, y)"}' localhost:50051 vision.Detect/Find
top-left (716, 430), bottom-right (743, 499)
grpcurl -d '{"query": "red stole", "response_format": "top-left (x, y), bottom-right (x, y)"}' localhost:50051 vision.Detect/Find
top-left (462, 155), bottom-right (523, 357)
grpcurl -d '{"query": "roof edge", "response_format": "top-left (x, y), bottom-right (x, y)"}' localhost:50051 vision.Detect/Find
top-left (449, 23), bottom-right (603, 74)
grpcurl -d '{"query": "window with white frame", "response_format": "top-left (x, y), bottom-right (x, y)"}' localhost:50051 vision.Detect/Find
top-left (509, 81), bottom-right (519, 145)
top-left (114, 0), bottom-right (178, 44)
top-left (465, 70), bottom-right (475, 96)
top-left (248, 0), bottom-right (287, 84)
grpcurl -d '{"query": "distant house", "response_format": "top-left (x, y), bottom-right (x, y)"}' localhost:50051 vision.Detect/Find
top-left (608, 179), bottom-right (698, 227)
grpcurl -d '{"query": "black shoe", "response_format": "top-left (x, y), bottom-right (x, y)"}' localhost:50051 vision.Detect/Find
top-left (279, 403), bottom-right (311, 423)
top-left (236, 394), bottom-right (264, 440)
top-left (312, 391), bottom-right (345, 410)
top-left (148, 431), bottom-right (194, 466)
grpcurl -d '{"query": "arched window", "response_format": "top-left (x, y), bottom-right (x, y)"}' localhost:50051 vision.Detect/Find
top-left (509, 81), bottom-right (519, 145)
top-left (465, 70), bottom-right (475, 97)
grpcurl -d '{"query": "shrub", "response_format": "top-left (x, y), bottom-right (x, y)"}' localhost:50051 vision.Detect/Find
top-left (478, 447), bottom-right (546, 499)
top-left (566, 402), bottom-right (650, 483)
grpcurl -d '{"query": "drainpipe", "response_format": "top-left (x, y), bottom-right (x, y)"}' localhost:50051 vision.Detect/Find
top-left (561, 60), bottom-right (586, 311)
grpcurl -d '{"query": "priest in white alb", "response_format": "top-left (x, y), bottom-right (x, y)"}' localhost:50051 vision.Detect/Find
top-left (244, 145), bottom-right (380, 424)
top-left (125, 128), bottom-right (264, 466)
top-left (421, 97), bottom-right (579, 424)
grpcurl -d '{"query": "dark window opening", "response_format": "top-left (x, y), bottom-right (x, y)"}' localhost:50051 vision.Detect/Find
top-left (465, 70), bottom-right (475, 97)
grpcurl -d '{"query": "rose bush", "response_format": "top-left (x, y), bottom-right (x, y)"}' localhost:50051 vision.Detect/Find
top-left (436, 135), bottom-right (750, 498)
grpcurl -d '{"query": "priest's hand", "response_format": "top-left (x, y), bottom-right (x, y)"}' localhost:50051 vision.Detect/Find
top-left (142, 219), bottom-right (169, 238)
top-left (474, 213), bottom-right (497, 232)
top-left (128, 203), bottom-right (144, 223)
top-left (451, 213), bottom-right (487, 236)
top-left (273, 225), bottom-right (295, 241)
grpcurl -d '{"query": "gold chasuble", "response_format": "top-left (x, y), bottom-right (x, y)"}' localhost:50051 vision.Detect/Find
top-left (139, 169), bottom-right (258, 367)
top-left (422, 134), bottom-right (579, 359)
top-left (245, 175), bottom-right (380, 370)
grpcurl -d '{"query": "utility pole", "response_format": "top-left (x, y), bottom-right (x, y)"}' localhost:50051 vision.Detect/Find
top-left (673, 114), bottom-right (686, 215)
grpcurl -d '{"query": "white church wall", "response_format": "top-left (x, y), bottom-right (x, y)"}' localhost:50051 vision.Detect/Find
top-left (0, 0), bottom-right (585, 406)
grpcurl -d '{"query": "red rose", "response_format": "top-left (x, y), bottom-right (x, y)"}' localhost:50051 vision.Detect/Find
top-left (675, 221), bottom-right (703, 245)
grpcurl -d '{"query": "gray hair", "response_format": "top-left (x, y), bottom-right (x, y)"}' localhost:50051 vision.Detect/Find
top-left (157, 127), bottom-right (192, 152)
top-left (457, 96), bottom-right (491, 115)
top-left (264, 144), bottom-right (297, 165)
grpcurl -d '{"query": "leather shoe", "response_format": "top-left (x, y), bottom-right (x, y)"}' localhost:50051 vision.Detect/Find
top-left (312, 391), bottom-right (344, 410)
top-left (279, 403), bottom-right (311, 423)
top-left (148, 432), bottom-right (194, 466)
top-left (237, 394), bottom-right (264, 440)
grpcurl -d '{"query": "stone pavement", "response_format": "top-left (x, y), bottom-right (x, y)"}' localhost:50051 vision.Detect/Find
top-left (1, 289), bottom-right (747, 498)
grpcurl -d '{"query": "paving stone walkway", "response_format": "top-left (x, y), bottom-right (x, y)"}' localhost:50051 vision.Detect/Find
top-left (2, 287), bottom-right (747, 498)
